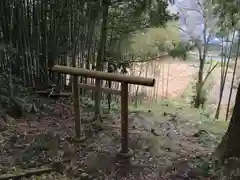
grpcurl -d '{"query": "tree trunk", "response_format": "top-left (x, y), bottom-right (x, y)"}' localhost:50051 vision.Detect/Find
top-left (194, 59), bottom-right (204, 108)
top-left (70, 0), bottom-right (82, 139)
top-left (226, 36), bottom-right (240, 121)
top-left (94, 0), bottom-right (109, 121)
top-left (215, 82), bottom-right (240, 162)
top-left (166, 63), bottom-right (170, 98)
top-left (134, 64), bottom-right (144, 107)
top-left (107, 62), bottom-right (114, 110)
top-left (215, 31), bottom-right (236, 119)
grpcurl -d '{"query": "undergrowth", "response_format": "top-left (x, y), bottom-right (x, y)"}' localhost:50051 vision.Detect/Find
top-left (129, 98), bottom-right (230, 179)
top-left (130, 98), bottom-right (227, 134)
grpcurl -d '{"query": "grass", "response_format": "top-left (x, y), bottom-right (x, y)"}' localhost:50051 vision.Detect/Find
top-left (179, 67), bottom-right (215, 108)
top-left (126, 60), bottom-right (235, 179)
top-left (128, 56), bottom-right (227, 139)
top-left (205, 59), bottom-right (221, 65)
top-left (129, 97), bottom-right (228, 141)
top-left (128, 97), bottom-right (229, 179)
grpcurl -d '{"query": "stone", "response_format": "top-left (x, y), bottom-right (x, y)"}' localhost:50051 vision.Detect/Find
top-left (28, 103), bottom-right (39, 113)
top-left (80, 172), bottom-right (89, 180)
top-left (3, 114), bottom-right (15, 123)
top-left (0, 118), bottom-right (6, 131)
top-left (6, 98), bottom-right (24, 118)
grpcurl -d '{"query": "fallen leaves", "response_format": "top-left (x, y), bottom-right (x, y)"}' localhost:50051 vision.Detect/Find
top-left (0, 94), bottom-right (224, 180)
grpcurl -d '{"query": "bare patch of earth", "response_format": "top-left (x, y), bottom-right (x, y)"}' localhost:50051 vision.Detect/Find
top-left (129, 58), bottom-right (197, 100)
top-left (208, 67), bottom-right (237, 105)
top-left (208, 67), bottom-right (238, 118)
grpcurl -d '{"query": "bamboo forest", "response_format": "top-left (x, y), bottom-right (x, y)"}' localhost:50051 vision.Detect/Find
top-left (0, 0), bottom-right (240, 179)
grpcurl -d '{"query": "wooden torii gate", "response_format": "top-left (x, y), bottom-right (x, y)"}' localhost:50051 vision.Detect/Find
top-left (50, 65), bottom-right (155, 158)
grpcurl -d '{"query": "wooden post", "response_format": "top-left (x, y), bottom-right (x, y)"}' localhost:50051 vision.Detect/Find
top-left (72, 75), bottom-right (81, 139)
top-left (50, 65), bottom-right (155, 155)
top-left (121, 82), bottom-right (129, 154)
top-left (50, 65), bottom-right (155, 86)
top-left (95, 78), bottom-right (101, 120)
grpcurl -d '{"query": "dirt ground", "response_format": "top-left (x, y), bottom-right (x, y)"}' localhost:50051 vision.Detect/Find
top-left (131, 57), bottom-right (237, 108)
top-left (0, 95), bottom-right (224, 180)
top-left (129, 58), bottom-right (197, 100)
top-left (207, 66), bottom-right (238, 119)
top-left (208, 67), bottom-right (236, 105)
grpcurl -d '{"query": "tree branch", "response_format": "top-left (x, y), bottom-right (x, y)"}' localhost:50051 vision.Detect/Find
top-left (203, 62), bottom-right (219, 86)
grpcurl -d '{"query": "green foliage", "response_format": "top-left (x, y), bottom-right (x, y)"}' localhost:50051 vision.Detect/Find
top-left (128, 21), bottom-right (194, 61)
top-left (106, 0), bottom-right (178, 66)
top-left (147, 0), bottom-right (178, 27)
top-left (215, 28), bottom-right (228, 38)
top-left (213, 0), bottom-right (240, 29)
top-left (128, 21), bottom-right (182, 59)
top-left (190, 88), bottom-right (208, 108)
top-left (0, 0), bottom-right (177, 87)
top-left (192, 157), bottom-right (215, 177)
top-left (109, 0), bottom-right (177, 35)
top-left (205, 59), bottom-right (220, 65)
top-left (22, 136), bottom-right (48, 164)
top-left (108, 0), bottom-right (177, 43)
top-left (168, 42), bottom-right (194, 60)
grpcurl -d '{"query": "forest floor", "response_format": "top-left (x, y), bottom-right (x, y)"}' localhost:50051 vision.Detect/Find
top-left (0, 92), bottom-right (228, 180)
top-left (0, 59), bottom-right (233, 179)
